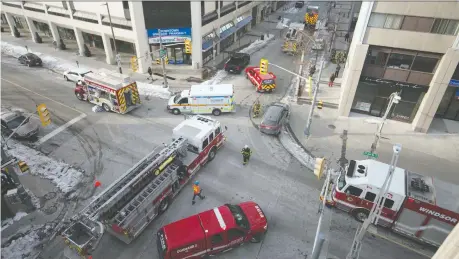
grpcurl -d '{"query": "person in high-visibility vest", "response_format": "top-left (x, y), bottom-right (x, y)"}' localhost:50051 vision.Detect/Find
top-left (241, 145), bottom-right (252, 165)
top-left (192, 181), bottom-right (205, 205)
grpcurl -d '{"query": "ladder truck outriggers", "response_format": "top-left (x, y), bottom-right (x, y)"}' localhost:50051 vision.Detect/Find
top-left (62, 115), bottom-right (227, 259)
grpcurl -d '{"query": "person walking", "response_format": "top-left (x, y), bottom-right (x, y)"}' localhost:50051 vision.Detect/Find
top-left (192, 181), bottom-right (205, 205)
top-left (344, 33), bottom-right (350, 42)
top-left (241, 145), bottom-right (252, 165)
top-left (329, 74), bottom-right (336, 87)
top-left (147, 67), bottom-right (153, 81)
top-left (335, 64), bottom-right (341, 77)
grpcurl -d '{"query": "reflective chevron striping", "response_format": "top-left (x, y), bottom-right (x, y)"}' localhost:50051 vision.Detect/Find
top-left (117, 88), bottom-right (127, 113)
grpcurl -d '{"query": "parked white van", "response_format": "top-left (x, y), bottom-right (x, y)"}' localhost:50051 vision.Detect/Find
top-left (167, 84), bottom-right (235, 116)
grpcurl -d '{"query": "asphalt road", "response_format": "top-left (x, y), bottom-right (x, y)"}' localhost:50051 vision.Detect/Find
top-left (0, 4), bottom-right (431, 259)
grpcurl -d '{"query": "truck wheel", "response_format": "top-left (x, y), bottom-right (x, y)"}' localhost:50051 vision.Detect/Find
top-left (212, 109), bottom-right (221, 116)
top-left (76, 93), bottom-right (84, 101)
top-left (172, 108), bottom-right (181, 115)
top-left (102, 103), bottom-right (111, 112)
top-left (208, 147), bottom-right (217, 162)
top-left (159, 198), bottom-right (170, 214)
top-left (250, 233), bottom-right (263, 243)
top-left (352, 209), bottom-right (369, 222)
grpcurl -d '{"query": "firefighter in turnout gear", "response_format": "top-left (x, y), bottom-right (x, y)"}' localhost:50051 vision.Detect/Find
top-left (241, 145), bottom-right (252, 165)
top-left (192, 181), bottom-right (205, 205)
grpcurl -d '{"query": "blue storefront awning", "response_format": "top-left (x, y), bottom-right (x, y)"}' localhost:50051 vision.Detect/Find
top-left (202, 40), bottom-right (213, 52)
top-left (219, 27), bottom-right (236, 41)
top-left (236, 16), bottom-right (252, 29)
top-left (450, 79), bottom-right (459, 87)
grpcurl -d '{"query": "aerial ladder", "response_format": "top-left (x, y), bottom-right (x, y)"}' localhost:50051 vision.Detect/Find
top-left (62, 137), bottom-right (188, 257)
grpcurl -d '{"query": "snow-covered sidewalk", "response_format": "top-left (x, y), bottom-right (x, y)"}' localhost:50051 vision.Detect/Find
top-left (1, 212), bottom-right (28, 232)
top-left (200, 34), bottom-right (276, 85)
top-left (6, 140), bottom-right (84, 194)
top-left (1, 41), bottom-right (171, 100)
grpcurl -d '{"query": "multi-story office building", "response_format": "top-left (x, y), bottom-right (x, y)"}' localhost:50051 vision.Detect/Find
top-left (1, 1), bottom-right (286, 73)
top-left (339, 2), bottom-right (459, 132)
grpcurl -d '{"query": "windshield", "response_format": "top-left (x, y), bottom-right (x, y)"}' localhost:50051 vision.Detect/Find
top-left (173, 94), bottom-right (181, 103)
top-left (81, 71), bottom-right (93, 76)
top-left (6, 115), bottom-right (28, 129)
top-left (337, 171), bottom-right (347, 191)
top-left (226, 204), bottom-right (249, 229)
top-left (228, 57), bottom-right (243, 64)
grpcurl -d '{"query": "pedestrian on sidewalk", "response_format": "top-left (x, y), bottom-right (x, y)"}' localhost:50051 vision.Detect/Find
top-left (335, 64), bottom-right (341, 77)
top-left (329, 74), bottom-right (336, 87)
top-left (192, 181), bottom-right (205, 205)
top-left (344, 33), bottom-right (350, 42)
top-left (147, 67), bottom-right (153, 80)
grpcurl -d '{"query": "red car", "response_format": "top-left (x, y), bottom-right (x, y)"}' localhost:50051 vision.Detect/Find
top-left (157, 201), bottom-right (268, 259)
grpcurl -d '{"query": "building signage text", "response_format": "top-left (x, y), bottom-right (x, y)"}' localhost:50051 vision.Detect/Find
top-left (147, 28), bottom-right (191, 44)
top-left (360, 76), bottom-right (425, 89)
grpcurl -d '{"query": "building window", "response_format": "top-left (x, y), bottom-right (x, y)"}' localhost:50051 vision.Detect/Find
top-left (201, 1), bottom-right (205, 15)
top-left (365, 49), bottom-right (389, 66)
top-left (387, 53), bottom-right (414, 70)
top-left (431, 19), bottom-right (459, 35)
top-left (203, 47), bottom-right (213, 65)
top-left (368, 13), bottom-right (387, 28)
top-left (401, 16), bottom-right (434, 33)
top-left (410, 56), bottom-right (438, 73)
top-left (102, 22), bottom-right (132, 31)
top-left (384, 14), bottom-right (403, 29)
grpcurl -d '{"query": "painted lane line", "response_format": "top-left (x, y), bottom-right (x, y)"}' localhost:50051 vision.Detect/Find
top-left (37, 113), bottom-right (87, 145)
top-left (0, 77), bottom-right (83, 114)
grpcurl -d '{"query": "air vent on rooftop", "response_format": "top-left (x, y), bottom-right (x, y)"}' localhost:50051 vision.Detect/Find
top-left (411, 178), bottom-right (430, 193)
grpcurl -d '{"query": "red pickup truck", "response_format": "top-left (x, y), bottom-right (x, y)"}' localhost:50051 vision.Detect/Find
top-left (157, 202), bottom-right (268, 259)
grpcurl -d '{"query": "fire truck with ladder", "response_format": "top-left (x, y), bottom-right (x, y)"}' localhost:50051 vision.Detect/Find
top-left (321, 159), bottom-right (459, 247)
top-left (62, 115), bottom-right (227, 259)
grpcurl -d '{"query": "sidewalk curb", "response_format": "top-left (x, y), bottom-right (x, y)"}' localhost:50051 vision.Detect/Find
top-left (297, 98), bottom-right (338, 109)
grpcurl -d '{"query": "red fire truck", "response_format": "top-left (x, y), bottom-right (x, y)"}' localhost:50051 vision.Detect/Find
top-left (157, 201), bottom-right (268, 259)
top-left (245, 66), bottom-right (277, 93)
top-left (62, 115), bottom-right (227, 259)
top-left (321, 159), bottom-right (459, 247)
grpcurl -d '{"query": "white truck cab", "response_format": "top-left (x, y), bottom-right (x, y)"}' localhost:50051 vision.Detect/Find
top-left (167, 84), bottom-right (235, 116)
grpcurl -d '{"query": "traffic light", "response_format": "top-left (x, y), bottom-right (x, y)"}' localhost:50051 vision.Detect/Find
top-left (130, 56), bottom-right (138, 72)
top-left (18, 161), bottom-right (29, 173)
top-left (36, 104), bottom-right (51, 127)
top-left (184, 39), bottom-right (192, 54)
top-left (259, 58), bottom-right (268, 75)
top-left (313, 157), bottom-right (325, 179)
top-left (317, 100), bottom-right (323, 109)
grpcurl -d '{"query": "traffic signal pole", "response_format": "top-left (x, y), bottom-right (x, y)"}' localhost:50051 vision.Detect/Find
top-left (304, 57), bottom-right (325, 136)
top-left (311, 167), bottom-right (331, 259)
top-left (158, 29), bottom-right (169, 88)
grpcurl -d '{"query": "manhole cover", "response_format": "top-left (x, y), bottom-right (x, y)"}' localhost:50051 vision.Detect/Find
top-left (328, 124), bottom-right (336, 129)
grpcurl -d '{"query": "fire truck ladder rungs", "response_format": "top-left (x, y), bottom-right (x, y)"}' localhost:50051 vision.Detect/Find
top-left (113, 164), bottom-right (179, 227)
top-left (80, 137), bottom-right (187, 220)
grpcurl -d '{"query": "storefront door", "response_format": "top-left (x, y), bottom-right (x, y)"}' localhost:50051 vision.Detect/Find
top-left (166, 46), bottom-right (185, 64)
top-left (436, 87), bottom-right (459, 121)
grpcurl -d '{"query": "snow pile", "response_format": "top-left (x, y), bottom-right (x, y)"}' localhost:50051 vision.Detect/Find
top-left (276, 18), bottom-right (291, 29)
top-left (136, 81), bottom-right (171, 100)
top-left (0, 41), bottom-right (87, 73)
top-left (1, 212), bottom-right (28, 232)
top-left (200, 34), bottom-right (275, 85)
top-left (6, 141), bottom-right (83, 194)
top-left (200, 70), bottom-right (228, 85)
top-left (1, 225), bottom-right (52, 259)
top-left (278, 130), bottom-right (315, 170)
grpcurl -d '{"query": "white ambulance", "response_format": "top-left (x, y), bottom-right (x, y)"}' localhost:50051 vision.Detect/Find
top-left (167, 84), bottom-right (235, 116)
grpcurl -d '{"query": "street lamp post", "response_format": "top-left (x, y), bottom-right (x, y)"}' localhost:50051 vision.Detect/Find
top-left (347, 144), bottom-right (402, 259)
top-left (104, 2), bottom-right (122, 74)
top-left (304, 56), bottom-right (325, 136)
top-left (369, 92), bottom-right (401, 156)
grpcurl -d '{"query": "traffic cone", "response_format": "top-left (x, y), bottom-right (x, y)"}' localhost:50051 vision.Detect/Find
top-left (94, 180), bottom-right (101, 188)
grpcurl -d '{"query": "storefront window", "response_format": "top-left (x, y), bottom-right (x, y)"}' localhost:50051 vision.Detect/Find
top-left (203, 47), bottom-right (213, 65)
top-left (411, 56), bottom-right (438, 73)
top-left (387, 53), bottom-right (414, 70)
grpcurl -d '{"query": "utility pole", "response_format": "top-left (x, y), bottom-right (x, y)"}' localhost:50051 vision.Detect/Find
top-left (311, 167), bottom-right (332, 259)
top-left (304, 56), bottom-right (325, 136)
top-left (369, 92), bottom-right (401, 156)
top-left (158, 29), bottom-right (169, 88)
top-left (104, 2), bottom-right (122, 74)
top-left (347, 144), bottom-right (402, 259)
